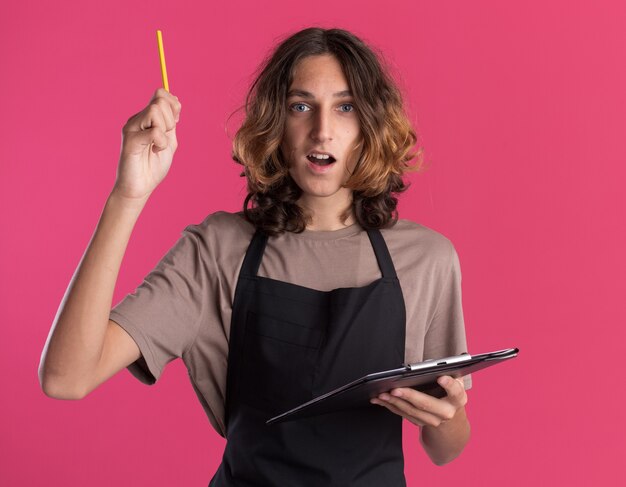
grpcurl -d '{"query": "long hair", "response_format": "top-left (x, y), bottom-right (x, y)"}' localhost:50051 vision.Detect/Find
top-left (231, 27), bottom-right (424, 236)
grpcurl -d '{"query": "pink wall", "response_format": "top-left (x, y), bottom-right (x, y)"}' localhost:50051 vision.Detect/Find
top-left (2, 0), bottom-right (624, 485)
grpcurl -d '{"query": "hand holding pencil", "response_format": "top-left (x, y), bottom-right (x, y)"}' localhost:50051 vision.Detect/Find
top-left (113, 30), bottom-right (182, 202)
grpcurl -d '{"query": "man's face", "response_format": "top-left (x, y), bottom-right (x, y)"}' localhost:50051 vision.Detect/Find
top-left (280, 54), bottom-right (362, 207)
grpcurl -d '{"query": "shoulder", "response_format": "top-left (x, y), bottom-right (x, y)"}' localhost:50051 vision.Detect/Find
top-left (380, 218), bottom-right (460, 275)
top-left (381, 218), bottom-right (458, 260)
top-left (184, 210), bottom-right (254, 239)
top-left (180, 210), bottom-right (255, 261)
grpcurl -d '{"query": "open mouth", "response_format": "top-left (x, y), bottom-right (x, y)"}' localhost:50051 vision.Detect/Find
top-left (306, 154), bottom-right (336, 166)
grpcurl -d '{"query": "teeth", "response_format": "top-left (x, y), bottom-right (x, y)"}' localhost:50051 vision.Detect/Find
top-left (309, 153), bottom-right (330, 159)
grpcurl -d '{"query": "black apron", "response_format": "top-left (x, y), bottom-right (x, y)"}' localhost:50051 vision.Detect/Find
top-left (209, 227), bottom-right (407, 486)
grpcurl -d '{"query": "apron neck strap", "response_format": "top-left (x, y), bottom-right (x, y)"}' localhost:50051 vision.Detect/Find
top-left (239, 229), bottom-right (268, 278)
top-left (365, 228), bottom-right (397, 279)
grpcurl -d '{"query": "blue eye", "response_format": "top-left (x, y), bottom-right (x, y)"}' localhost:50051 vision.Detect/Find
top-left (339, 103), bottom-right (355, 112)
top-left (291, 103), bottom-right (310, 112)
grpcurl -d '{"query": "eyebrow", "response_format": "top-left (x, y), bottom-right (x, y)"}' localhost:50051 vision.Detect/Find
top-left (286, 89), bottom-right (353, 99)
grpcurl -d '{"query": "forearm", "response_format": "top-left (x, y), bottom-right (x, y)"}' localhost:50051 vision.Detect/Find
top-left (39, 190), bottom-right (147, 398)
top-left (419, 406), bottom-right (471, 466)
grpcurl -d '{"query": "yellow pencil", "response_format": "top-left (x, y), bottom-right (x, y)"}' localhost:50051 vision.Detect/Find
top-left (156, 30), bottom-right (170, 92)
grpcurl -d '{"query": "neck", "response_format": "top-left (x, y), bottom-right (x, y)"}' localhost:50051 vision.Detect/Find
top-left (299, 192), bottom-right (355, 231)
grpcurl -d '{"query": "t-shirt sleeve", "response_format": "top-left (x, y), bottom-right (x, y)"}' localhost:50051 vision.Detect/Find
top-left (109, 225), bottom-right (205, 385)
top-left (423, 244), bottom-right (472, 391)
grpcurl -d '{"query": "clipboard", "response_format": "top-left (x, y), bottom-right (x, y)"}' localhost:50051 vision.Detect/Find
top-left (266, 347), bottom-right (519, 425)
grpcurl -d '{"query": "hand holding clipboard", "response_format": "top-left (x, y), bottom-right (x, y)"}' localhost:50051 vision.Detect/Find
top-left (267, 348), bottom-right (519, 425)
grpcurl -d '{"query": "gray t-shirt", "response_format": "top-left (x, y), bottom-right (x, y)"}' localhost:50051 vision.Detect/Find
top-left (110, 211), bottom-right (472, 437)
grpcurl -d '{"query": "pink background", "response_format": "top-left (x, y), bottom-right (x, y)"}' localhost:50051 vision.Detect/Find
top-left (2, 0), bottom-right (624, 485)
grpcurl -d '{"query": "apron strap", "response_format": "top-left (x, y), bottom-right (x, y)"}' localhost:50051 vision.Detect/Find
top-left (366, 228), bottom-right (398, 279)
top-left (239, 229), bottom-right (268, 278)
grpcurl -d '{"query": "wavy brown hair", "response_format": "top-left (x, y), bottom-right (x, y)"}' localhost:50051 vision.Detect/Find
top-left (231, 27), bottom-right (424, 236)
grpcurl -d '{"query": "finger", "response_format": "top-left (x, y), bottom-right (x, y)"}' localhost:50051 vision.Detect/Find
top-left (376, 392), bottom-right (447, 427)
top-left (151, 87), bottom-right (182, 123)
top-left (125, 126), bottom-right (169, 153)
top-left (165, 125), bottom-right (178, 151)
top-left (371, 398), bottom-right (426, 427)
top-left (124, 102), bottom-right (167, 135)
top-left (387, 390), bottom-right (453, 425)
top-left (153, 96), bottom-right (177, 131)
top-left (124, 91), bottom-right (180, 134)
top-left (141, 103), bottom-right (168, 132)
top-left (437, 376), bottom-right (468, 408)
top-left (389, 387), bottom-right (440, 413)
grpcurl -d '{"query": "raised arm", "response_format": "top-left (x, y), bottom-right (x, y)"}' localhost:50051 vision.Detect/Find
top-left (38, 88), bottom-right (182, 399)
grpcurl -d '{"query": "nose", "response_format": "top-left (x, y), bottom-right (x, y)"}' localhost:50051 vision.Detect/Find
top-left (309, 106), bottom-right (333, 143)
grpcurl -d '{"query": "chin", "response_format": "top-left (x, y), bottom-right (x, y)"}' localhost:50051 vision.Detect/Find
top-left (295, 181), bottom-right (351, 201)
top-left (288, 163), bottom-right (353, 201)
